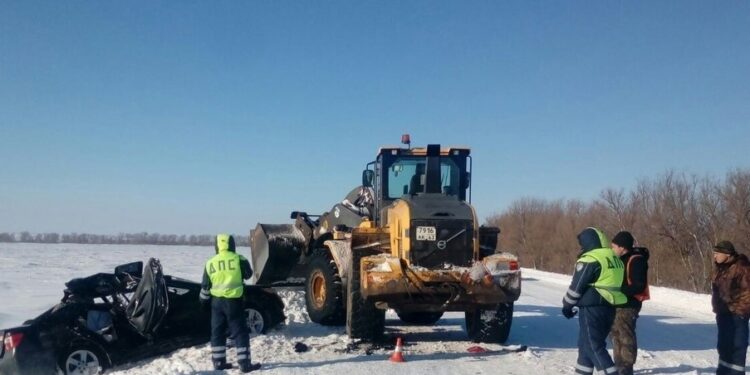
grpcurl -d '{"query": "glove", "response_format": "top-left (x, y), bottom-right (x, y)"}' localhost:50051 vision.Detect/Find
top-left (562, 305), bottom-right (577, 319)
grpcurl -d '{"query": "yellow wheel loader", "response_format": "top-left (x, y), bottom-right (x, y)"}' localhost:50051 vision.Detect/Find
top-left (249, 139), bottom-right (521, 342)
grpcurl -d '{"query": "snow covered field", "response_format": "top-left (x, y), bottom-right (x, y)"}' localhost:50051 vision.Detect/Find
top-left (0, 244), bottom-right (725, 374)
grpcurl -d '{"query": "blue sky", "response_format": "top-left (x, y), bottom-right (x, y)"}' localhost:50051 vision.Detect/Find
top-left (1, 1), bottom-right (749, 235)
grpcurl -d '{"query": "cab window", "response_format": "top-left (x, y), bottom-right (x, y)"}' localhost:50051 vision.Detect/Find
top-left (386, 157), bottom-right (460, 199)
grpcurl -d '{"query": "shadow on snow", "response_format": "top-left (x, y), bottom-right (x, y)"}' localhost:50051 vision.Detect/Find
top-left (512, 304), bottom-right (716, 351)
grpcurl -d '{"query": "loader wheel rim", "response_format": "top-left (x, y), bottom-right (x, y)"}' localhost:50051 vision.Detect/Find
top-left (310, 270), bottom-right (327, 309)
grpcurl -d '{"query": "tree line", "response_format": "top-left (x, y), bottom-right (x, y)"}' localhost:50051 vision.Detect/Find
top-left (488, 169), bottom-right (750, 294)
top-left (0, 232), bottom-right (250, 247)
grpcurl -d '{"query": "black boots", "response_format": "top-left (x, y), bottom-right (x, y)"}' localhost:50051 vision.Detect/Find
top-left (214, 359), bottom-right (260, 372)
top-left (239, 360), bottom-right (261, 373)
top-left (213, 360), bottom-right (233, 371)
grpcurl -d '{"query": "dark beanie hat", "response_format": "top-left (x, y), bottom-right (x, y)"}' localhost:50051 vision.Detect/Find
top-left (612, 231), bottom-right (635, 250)
top-left (714, 240), bottom-right (736, 255)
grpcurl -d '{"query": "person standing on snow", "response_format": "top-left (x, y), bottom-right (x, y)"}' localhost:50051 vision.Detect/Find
top-left (562, 227), bottom-right (627, 375)
top-left (609, 231), bottom-right (650, 375)
top-left (711, 240), bottom-right (750, 375)
top-left (200, 234), bottom-right (261, 373)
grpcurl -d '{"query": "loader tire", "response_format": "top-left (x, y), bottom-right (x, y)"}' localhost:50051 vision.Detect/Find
top-left (305, 249), bottom-right (345, 325)
top-left (346, 249), bottom-right (385, 341)
top-left (465, 303), bottom-right (513, 343)
top-left (396, 311), bottom-right (444, 325)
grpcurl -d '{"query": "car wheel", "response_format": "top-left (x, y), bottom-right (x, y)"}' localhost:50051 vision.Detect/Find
top-left (58, 345), bottom-right (109, 375)
top-left (245, 305), bottom-right (268, 335)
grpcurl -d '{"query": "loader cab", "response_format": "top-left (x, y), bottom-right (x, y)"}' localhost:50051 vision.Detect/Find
top-left (363, 144), bottom-right (471, 225)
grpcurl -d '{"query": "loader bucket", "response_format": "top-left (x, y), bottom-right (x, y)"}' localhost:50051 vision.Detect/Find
top-left (249, 223), bottom-right (307, 285)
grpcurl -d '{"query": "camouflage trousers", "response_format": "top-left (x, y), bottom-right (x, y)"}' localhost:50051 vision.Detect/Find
top-left (610, 307), bottom-right (639, 373)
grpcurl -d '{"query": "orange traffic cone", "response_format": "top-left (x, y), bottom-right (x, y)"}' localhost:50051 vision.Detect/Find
top-left (389, 337), bottom-right (406, 362)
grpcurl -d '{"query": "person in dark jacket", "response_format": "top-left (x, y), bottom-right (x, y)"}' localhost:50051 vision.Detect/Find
top-left (562, 227), bottom-right (627, 375)
top-left (712, 240), bottom-right (750, 375)
top-left (609, 231), bottom-right (650, 375)
top-left (341, 185), bottom-right (375, 218)
top-left (200, 234), bottom-right (260, 373)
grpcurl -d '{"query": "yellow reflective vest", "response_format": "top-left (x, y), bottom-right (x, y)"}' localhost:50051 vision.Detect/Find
top-left (205, 251), bottom-right (245, 299)
top-left (580, 247), bottom-right (628, 306)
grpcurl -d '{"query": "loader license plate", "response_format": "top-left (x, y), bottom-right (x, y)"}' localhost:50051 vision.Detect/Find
top-left (416, 226), bottom-right (436, 241)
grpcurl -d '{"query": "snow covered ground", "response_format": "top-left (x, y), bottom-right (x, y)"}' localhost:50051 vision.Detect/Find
top-left (0, 244), bottom-right (724, 374)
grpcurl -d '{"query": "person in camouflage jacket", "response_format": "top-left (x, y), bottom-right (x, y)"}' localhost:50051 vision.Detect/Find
top-left (609, 231), bottom-right (650, 375)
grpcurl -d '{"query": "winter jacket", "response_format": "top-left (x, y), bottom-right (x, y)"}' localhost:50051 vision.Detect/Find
top-left (200, 234), bottom-right (252, 302)
top-left (563, 228), bottom-right (626, 308)
top-left (619, 247), bottom-right (650, 309)
top-left (712, 254), bottom-right (750, 317)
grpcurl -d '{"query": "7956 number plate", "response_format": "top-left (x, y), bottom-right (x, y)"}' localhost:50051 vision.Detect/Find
top-left (416, 226), bottom-right (436, 241)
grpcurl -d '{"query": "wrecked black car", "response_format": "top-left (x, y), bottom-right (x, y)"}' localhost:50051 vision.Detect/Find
top-left (0, 259), bottom-right (285, 375)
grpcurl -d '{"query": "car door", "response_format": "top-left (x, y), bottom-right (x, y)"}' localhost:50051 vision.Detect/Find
top-left (125, 258), bottom-right (169, 339)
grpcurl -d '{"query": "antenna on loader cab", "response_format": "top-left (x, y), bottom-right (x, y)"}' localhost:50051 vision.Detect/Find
top-left (401, 134), bottom-right (411, 149)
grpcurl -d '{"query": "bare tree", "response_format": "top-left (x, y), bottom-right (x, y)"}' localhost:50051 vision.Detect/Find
top-left (489, 168), bottom-right (750, 293)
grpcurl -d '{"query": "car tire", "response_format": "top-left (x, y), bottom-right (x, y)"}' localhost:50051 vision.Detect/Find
top-left (58, 344), bottom-right (110, 375)
top-left (245, 303), bottom-right (270, 335)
